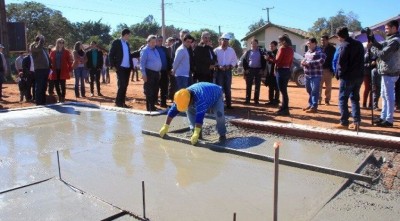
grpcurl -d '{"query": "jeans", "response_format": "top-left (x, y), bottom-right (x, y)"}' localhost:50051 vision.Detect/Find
top-left (266, 73), bottom-right (279, 102)
top-left (380, 75), bottom-right (399, 123)
top-left (175, 76), bottom-right (190, 91)
top-left (395, 77), bottom-right (400, 108)
top-left (115, 67), bottom-right (131, 106)
top-left (245, 68), bottom-right (262, 102)
top-left (338, 78), bottom-right (363, 125)
top-left (34, 69), bottom-right (50, 105)
top-left (371, 68), bottom-right (381, 108)
top-left (275, 68), bottom-right (291, 110)
top-left (215, 70), bottom-right (233, 107)
top-left (187, 95), bottom-right (226, 136)
top-left (74, 67), bottom-right (86, 97)
top-left (305, 75), bottom-right (321, 109)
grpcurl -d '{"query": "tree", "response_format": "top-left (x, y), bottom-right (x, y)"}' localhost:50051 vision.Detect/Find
top-left (308, 10), bottom-right (362, 39)
top-left (72, 19), bottom-right (112, 49)
top-left (246, 18), bottom-right (267, 35)
top-left (227, 33), bottom-right (243, 59)
top-left (6, 1), bottom-right (75, 48)
top-left (130, 15), bottom-right (160, 38)
top-left (190, 28), bottom-right (219, 47)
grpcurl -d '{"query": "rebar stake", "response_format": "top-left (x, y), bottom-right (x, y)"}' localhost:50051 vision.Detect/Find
top-left (233, 212), bottom-right (236, 221)
top-left (142, 181), bottom-right (146, 219)
top-left (57, 150), bottom-right (62, 180)
top-left (273, 142), bottom-right (280, 221)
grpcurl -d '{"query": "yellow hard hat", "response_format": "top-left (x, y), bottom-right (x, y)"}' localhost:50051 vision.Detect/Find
top-left (174, 89), bottom-right (190, 112)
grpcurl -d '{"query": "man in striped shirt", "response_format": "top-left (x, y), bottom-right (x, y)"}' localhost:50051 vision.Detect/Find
top-left (159, 82), bottom-right (226, 145)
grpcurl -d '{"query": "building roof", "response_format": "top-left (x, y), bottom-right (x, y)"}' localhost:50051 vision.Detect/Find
top-left (241, 22), bottom-right (309, 41)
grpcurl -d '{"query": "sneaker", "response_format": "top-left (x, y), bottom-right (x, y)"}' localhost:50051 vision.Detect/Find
top-left (305, 108), bottom-right (317, 113)
top-left (325, 101), bottom-right (330, 106)
top-left (98, 93), bottom-right (103, 96)
top-left (376, 121), bottom-right (393, 127)
top-left (334, 123), bottom-right (348, 129)
top-left (348, 122), bottom-right (360, 131)
top-left (90, 93), bottom-right (94, 97)
top-left (302, 106), bottom-right (311, 111)
top-left (244, 100), bottom-right (250, 104)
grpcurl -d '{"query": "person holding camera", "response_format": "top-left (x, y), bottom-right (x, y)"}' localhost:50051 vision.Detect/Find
top-left (30, 35), bottom-right (50, 105)
top-left (242, 38), bottom-right (266, 104)
top-left (367, 20), bottom-right (400, 127)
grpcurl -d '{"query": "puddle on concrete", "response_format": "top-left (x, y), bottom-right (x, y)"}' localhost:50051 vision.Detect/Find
top-left (0, 105), bottom-right (367, 220)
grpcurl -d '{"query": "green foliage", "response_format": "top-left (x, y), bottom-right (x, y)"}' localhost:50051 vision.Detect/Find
top-left (229, 38), bottom-right (243, 59)
top-left (246, 18), bottom-right (267, 35)
top-left (308, 10), bottom-right (362, 39)
top-left (71, 20), bottom-right (112, 49)
top-left (190, 28), bottom-right (219, 47)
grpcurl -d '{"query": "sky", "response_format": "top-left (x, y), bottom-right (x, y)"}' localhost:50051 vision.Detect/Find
top-left (5, 0), bottom-right (400, 40)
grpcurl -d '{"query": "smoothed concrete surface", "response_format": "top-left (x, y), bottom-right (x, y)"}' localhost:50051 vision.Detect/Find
top-left (0, 105), bottom-right (376, 220)
top-left (0, 179), bottom-right (122, 221)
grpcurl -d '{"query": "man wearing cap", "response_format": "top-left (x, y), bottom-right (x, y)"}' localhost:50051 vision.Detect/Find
top-left (0, 44), bottom-right (7, 101)
top-left (214, 33), bottom-right (237, 109)
top-left (194, 31), bottom-right (217, 83)
top-left (159, 82), bottom-right (226, 145)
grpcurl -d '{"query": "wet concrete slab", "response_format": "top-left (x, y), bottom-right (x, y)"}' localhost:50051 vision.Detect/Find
top-left (0, 105), bottom-right (370, 220)
top-left (0, 179), bottom-right (123, 220)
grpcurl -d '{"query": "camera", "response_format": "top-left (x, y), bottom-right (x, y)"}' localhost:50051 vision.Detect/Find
top-left (266, 51), bottom-right (274, 57)
top-left (361, 27), bottom-right (375, 42)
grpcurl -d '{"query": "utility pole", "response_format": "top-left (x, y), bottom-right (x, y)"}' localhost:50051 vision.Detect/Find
top-left (161, 0), bottom-right (165, 44)
top-left (262, 6), bottom-right (274, 23)
top-left (218, 25), bottom-right (221, 36)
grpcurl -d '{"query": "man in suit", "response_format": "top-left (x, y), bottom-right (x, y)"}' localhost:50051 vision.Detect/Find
top-left (109, 28), bottom-right (133, 108)
top-left (86, 41), bottom-right (104, 97)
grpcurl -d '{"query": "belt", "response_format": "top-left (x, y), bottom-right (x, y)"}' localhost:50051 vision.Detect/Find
top-left (276, 66), bottom-right (290, 69)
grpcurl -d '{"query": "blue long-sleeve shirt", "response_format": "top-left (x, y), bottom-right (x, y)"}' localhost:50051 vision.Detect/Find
top-left (140, 45), bottom-right (162, 77)
top-left (167, 82), bottom-right (223, 124)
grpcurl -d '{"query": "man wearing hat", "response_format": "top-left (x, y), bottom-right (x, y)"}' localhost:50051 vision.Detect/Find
top-left (159, 82), bottom-right (226, 145)
top-left (214, 33), bottom-right (237, 109)
top-left (0, 44), bottom-right (7, 101)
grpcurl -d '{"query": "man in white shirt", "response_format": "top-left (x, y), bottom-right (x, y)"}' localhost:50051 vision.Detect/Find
top-left (214, 33), bottom-right (237, 109)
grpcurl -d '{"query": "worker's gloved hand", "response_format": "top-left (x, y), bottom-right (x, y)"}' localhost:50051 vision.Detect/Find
top-left (191, 127), bottom-right (201, 145)
top-left (159, 124), bottom-right (169, 138)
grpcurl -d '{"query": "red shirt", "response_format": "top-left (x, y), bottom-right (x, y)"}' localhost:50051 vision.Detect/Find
top-left (275, 46), bottom-right (294, 68)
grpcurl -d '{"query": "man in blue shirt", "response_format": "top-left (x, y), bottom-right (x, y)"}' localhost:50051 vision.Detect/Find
top-left (159, 82), bottom-right (226, 145)
top-left (140, 35), bottom-right (162, 111)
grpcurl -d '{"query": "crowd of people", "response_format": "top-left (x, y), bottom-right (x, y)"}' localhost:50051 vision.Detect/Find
top-left (0, 20), bottom-right (399, 130)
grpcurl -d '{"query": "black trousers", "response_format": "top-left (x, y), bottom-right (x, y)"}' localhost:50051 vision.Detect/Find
top-left (54, 69), bottom-right (66, 101)
top-left (144, 69), bottom-right (160, 111)
top-left (159, 70), bottom-right (169, 105)
top-left (266, 73), bottom-right (279, 102)
top-left (89, 68), bottom-right (101, 94)
top-left (245, 68), bottom-right (262, 102)
top-left (115, 67), bottom-right (131, 106)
